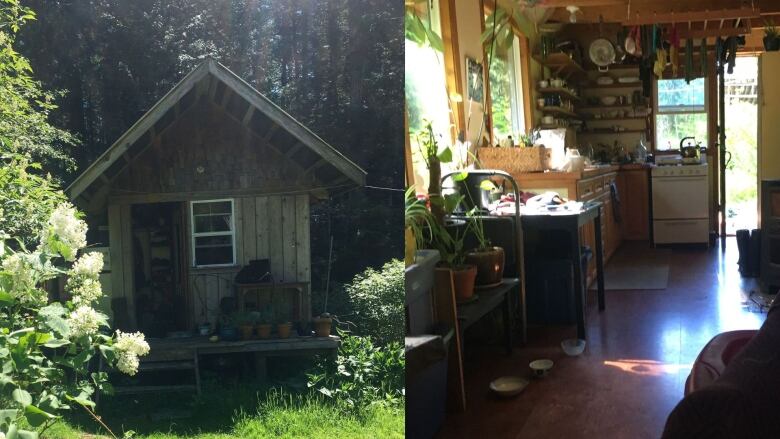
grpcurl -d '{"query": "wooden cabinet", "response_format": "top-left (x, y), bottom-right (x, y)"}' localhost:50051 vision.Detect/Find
top-left (618, 168), bottom-right (651, 241)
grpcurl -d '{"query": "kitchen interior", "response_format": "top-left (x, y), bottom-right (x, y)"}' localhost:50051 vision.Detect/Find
top-left (405, 0), bottom-right (780, 438)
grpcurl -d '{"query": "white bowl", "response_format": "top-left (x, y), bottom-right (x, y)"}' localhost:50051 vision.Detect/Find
top-left (529, 359), bottom-right (554, 377)
top-left (561, 338), bottom-right (587, 356)
top-left (600, 96), bottom-right (617, 106)
top-left (490, 376), bottom-right (529, 397)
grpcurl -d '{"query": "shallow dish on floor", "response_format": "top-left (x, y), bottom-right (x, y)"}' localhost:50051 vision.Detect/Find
top-left (529, 359), bottom-right (554, 377)
top-left (490, 376), bottom-right (529, 397)
top-left (561, 338), bottom-right (587, 356)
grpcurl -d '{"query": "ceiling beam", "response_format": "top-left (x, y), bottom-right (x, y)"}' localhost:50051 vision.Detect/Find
top-left (622, 7), bottom-right (760, 26)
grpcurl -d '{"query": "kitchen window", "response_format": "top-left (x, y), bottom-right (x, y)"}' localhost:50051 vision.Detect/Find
top-left (406, 0), bottom-right (451, 191)
top-left (655, 78), bottom-right (708, 151)
top-left (488, 33), bottom-right (527, 145)
top-left (191, 199), bottom-right (235, 267)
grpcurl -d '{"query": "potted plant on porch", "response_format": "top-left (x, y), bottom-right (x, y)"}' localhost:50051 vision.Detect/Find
top-left (276, 316), bottom-right (293, 339)
top-left (312, 312), bottom-right (333, 337)
top-left (235, 312), bottom-right (255, 340)
top-left (405, 186), bottom-right (435, 266)
top-left (255, 308), bottom-right (273, 339)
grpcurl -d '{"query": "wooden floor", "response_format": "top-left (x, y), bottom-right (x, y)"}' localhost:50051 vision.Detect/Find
top-left (437, 238), bottom-right (766, 439)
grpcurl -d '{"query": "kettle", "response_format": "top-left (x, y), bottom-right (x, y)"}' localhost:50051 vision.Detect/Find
top-left (679, 136), bottom-right (701, 160)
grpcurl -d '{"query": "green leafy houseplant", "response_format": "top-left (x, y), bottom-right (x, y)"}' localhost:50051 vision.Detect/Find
top-left (416, 121), bottom-right (453, 225)
top-left (404, 187), bottom-right (434, 265)
top-left (0, 203), bottom-right (150, 437)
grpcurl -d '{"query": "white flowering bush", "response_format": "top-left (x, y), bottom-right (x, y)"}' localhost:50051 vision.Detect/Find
top-left (0, 203), bottom-right (150, 436)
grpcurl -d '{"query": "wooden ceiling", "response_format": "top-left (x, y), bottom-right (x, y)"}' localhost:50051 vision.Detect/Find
top-left (530, 0), bottom-right (780, 32)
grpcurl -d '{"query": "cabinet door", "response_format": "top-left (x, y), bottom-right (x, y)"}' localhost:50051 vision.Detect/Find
top-left (621, 170), bottom-right (650, 240)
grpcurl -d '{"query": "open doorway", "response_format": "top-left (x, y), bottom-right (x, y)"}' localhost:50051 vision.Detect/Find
top-left (131, 202), bottom-right (189, 337)
top-left (724, 56), bottom-right (758, 235)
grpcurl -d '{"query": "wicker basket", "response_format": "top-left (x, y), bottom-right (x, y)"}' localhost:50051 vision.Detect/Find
top-left (478, 146), bottom-right (551, 173)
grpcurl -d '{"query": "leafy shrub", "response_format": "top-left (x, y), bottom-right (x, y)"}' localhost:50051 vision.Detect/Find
top-left (0, 203), bottom-right (150, 436)
top-left (344, 260), bottom-right (404, 345)
top-left (307, 332), bottom-right (404, 416)
top-left (0, 155), bottom-right (67, 250)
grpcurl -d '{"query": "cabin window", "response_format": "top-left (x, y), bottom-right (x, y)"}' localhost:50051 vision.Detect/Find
top-left (655, 78), bottom-right (707, 151)
top-left (190, 199), bottom-right (236, 267)
top-left (487, 33), bottom-right (526, 145)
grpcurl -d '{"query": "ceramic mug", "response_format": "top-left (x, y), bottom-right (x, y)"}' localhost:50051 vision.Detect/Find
top-left (538, 80), bottom-right (549, 89)
top-left (537, 98), bottom-right (546, 108)
top-left (551, 78), bottom-right (564, 88)
top-left (542, 115), bottom-right (554, 124)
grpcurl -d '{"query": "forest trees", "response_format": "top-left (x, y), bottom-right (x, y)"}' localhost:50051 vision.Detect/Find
top-left (0, 0), bottom-right (73, 247)
top-left (18, 0), bottom-right (404, 280)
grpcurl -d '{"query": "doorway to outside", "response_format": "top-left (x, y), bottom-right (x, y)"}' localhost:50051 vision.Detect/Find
top-left (724, 56), bottom-right (758, 235)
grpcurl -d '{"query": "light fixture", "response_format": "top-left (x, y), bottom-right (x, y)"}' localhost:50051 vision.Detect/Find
top-left (566, 5), bottom-right (580, 23)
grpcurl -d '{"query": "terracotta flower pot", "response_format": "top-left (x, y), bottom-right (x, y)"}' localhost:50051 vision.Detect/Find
top-left (313, 317), bottom-right (332, 337)
top-left (452, 264), bottom-right (478, 302)
top-left (277, 322), bottom-right (293, 339)
top-left (466, 246), bottom-right (505, 287)
top-left (256, 323), bottom-right (272, 339)
top-left (239, 324), bottom-right (254, 340)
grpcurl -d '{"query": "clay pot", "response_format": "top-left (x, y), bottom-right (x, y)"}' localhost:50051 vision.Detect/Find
top-left (466, 246), bottom-right (505, 287)
top-left (256, 323), bottom-right (272, 339)
top-left (452, 265), bottom-right (478, 302)
top-left (277, 322), bottom-right (293, 339)
top-left (239, 324), bottom-right (254, 340)
top-left (313, 317), bottom-right (332, 337)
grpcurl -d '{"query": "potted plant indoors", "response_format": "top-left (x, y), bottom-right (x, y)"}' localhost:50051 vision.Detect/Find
top-left (429, 217), bottom-right (478, 302)
top-left (313, 312), bottom-right (333, 337)
top-left (405, 186), bottom-right (434, 266)
top-left (464, 190), bottom-right (505, 287)
top-left (765, 18), bottom-right (780, 51)
top-left (255, 308), bottom-right (273, 339)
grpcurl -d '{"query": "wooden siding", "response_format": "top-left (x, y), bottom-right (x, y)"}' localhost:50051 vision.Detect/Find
top-left (186, 194), bottom-right (311, 328)
top-left (109, 100), bottom-right (319, 198)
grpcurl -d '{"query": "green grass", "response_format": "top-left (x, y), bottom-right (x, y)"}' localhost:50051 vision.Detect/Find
top-left (41, 383), bottom-right (403, 439)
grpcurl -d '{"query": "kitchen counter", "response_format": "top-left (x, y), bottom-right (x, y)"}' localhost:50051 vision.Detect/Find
top-left (512, 163), bottom-right (653, 183)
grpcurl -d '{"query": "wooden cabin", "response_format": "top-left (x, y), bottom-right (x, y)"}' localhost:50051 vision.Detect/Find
top-left (67, 58), bottom-right (366, 335)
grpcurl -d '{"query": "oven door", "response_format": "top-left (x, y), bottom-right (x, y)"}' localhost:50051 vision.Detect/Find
top-left (652, 176), bottom-right (709, 219)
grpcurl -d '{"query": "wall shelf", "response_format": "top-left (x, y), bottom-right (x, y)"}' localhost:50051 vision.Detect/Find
top-left (533, 53), bottom-right (586, 79)
top-left (580, 129), bottom-right (647, 135)
top-left (539, 106), bottom-right (580, 119)
top-left (585, 82), bottom-right (642, 89)
top-left (537, 87), bottom-right (581, 101)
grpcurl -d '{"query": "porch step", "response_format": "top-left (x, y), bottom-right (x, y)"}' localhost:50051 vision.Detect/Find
top-left (114, 384), bottom-right (198, 395)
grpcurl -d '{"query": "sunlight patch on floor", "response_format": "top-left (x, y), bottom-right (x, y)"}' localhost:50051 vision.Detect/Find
top-left (603, 359), bottom-right (692, 377)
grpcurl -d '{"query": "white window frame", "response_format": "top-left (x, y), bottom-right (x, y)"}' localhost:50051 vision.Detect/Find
top-left (654, 77), bottom-right (708, 151)
top-left (190, 198), bottom-right (236, 268)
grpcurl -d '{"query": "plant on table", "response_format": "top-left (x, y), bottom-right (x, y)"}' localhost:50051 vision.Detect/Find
top-left (233, 311), bottom-right (255, 340)
top-left (0, 203), bottom-right (150, 437)
top-left (462, 179), bottom-right (506, 287)
top-left (427, 206), bottom-right (479, 302)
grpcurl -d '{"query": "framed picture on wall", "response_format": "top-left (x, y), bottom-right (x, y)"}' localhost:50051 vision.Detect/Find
top-left (466, 57), bottom-right (484, 104)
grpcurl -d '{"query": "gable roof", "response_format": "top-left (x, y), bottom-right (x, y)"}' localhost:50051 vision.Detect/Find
top-left (67, 58), bottom-right (366, 201)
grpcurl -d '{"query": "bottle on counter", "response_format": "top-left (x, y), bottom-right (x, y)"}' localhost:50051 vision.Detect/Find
top-left (634, 134), bottom-right (648, 164)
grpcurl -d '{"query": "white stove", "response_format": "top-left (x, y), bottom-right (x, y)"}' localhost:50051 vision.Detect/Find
top-left (651, 164), bottom-right (709, 245)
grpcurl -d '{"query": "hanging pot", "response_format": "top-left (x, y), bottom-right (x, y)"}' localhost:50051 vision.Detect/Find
top-left (590, 38), bottom-right (616, 72)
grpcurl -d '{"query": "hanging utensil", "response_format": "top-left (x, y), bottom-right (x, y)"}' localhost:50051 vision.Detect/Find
top-left (685, 37), bottom-right (694, 83)
top-left (589, 15), bottom-right (615, 72)
top-left (634, 26), bottom-right (642, 57)
top-left (615, 28), bottom-right (627, 62)
top-left (670, 24), bottom-right (680, 77)
top-left (700, 38), bottom-right (708, 76)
